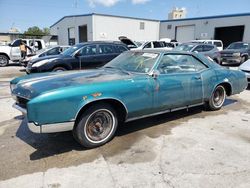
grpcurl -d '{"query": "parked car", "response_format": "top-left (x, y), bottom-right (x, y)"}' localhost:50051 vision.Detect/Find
top-left (174, 43), bottom-right (221, 64)
top-left (26, 41), bottom-right (129, 73)
top-left (20, 45), bottom-right (70, 67)
top-left (190, 40), bottom-right (223, 51)
top-left (11, 50), bottom-right (247, 148)
top-left (239, 59), bottom-right (250, 84)
top-left (0, 38), bottom-right (46, 66)
top-left (119, 36), bottom-right (174, 50)
top-left (220, 42), bottom-right (250, 65)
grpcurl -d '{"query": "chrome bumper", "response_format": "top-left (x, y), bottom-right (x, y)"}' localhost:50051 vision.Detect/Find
top-left (28, 121), bottom-right (74, 133)
top-left (13, 103), bottom-right (74, 133)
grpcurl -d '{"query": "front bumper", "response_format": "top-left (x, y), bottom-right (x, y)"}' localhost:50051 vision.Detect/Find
top-left (221, 56), bottom-right (241, 64)
top-left (13, 103), bottom-right (74, 133)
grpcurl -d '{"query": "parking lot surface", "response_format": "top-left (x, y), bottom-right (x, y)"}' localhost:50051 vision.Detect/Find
top-left (0, 65), bottom-right (250, 188)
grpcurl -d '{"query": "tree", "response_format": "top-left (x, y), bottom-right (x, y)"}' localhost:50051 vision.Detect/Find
top-left (24, 26), bottom-right (50, 37)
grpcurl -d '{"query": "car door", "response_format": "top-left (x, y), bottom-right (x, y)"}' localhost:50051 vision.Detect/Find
top-left (10, 39), bottom-right (22, 60)
top-left (76, 44), bottom-right (99, 69)
top-left (153, 54), bottom-right (207, 112)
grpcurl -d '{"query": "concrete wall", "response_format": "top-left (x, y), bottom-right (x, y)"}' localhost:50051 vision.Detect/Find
top-left (159, 15), bottom-right (250, 42)
top-left (92, 15), bottom-right (159, 42)
top-left (50, 16), bottom-right (93, 45)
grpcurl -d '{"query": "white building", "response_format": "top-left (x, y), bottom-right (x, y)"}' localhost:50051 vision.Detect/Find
top-left (50, 12), bottom-right (250, 48)
top-left (50, 13), bottom-right (159, 45)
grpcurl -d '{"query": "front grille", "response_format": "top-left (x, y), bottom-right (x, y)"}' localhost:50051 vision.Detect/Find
top-left (16, 96), bottom-right (29, 108)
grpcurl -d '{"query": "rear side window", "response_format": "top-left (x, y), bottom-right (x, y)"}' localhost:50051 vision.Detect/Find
top-left (153, 42), bottom-right (165, 48)
top-left (214, 42), bottom-right (222, 47)
top-left (116, 45), bottom-right (128, 53)
top-left (99, 44), bottom-right (115, 54)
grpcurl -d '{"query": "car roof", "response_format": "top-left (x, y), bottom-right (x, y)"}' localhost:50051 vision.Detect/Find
top-left (181, 42), bottom-right (215, 47)
top-left (77, 41), bottom-right (127, 46)
top-left (130, 49), bottom-right (195, 55)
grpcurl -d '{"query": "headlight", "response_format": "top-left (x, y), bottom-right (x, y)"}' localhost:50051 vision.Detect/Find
top-left (232, 52), bottom-right (240, 56)
top-left (10, 83), bottom-right (17, 91)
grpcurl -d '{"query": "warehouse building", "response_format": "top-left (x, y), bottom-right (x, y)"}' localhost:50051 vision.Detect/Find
top-left (50, 12), bottom-right (250, 47)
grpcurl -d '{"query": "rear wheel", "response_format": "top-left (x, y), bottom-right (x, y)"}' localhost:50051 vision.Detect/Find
top-left (205, 85), bottom-right (226, 111)
top-left (0, 55), bottom-right (9, 67)
top-left (73, 103), bottom-right (118, 148)
top-left (52, 67), bottom-right (66, 72)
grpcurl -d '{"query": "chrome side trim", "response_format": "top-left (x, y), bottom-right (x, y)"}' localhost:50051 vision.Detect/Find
top-left (125, 102), bottom-right (204, 122)
top-left (28, 121), bottom-right (74, 133)
top-left (75, 97), bottom-right (129, 120)
top-left (12, 103), bottom-right (27, 114)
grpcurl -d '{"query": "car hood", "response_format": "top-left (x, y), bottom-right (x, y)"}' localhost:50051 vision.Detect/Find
top-left (30, 54), bottom-right (63, 64)
top-left (11, 68), bottom-right (132, 99)
top-left (220, 49), bottom-right (246, 53)
top-left (239, 59), bottom-right (250, 71)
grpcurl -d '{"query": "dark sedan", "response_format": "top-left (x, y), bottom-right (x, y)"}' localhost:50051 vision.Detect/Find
top-left (174, 43), bottom-right (221, 64)
top-left (26, 41), bottom-right (129, 73)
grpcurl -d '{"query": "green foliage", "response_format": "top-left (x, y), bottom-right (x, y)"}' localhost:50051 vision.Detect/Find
top-left (24, 26), bottom-right (50, 37)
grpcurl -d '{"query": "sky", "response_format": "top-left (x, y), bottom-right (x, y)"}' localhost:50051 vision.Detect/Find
top-left (0, 0), bottom-right (250, 33)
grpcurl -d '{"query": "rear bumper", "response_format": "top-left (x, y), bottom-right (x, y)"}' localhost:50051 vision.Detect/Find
top-left (13, 103), bottom-right (74, 133)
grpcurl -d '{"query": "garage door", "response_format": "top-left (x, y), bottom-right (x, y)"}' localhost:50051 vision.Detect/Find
top-left (176, 25), bottom-right (195, 43)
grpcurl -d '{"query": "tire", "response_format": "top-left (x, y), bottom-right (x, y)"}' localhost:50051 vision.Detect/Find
top-left (52, 67), bottom-right (66, 72)
top-left (73, 103), bottom-right (118, 148)
top-left (205, 85), bottom-right (226, 111)
top-left (241, 56), bottom-right (248, 64)
top-left (0, 55), bottom-right (9, 67)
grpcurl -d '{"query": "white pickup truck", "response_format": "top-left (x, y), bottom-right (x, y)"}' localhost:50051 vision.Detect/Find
top-left (0, 39), bottom-right (46, 67)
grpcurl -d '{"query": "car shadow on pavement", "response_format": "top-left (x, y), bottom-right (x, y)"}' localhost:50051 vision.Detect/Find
top-left (15, 99), bottom-right (238, 161)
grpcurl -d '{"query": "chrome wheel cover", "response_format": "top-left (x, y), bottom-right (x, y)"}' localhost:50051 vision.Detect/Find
top-left (84, 109), bottom-right (115, 144)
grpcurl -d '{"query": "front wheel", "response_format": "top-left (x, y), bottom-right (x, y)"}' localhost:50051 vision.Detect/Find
top-left (52, 67), bottom-right (66, 72)
top-left (0, 55), bottom-right (9, 67)
top-left (73, 103), bottom-right (118, 148)
top-left (205, 85), bottom-right (226, 111)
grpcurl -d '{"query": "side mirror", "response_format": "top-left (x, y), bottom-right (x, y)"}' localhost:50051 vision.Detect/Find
top-left (150, 70), bottom-right (160, 79)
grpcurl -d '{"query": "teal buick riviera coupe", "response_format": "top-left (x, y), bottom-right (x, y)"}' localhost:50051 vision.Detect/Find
top-left (11, 50), bottom-right (247, 148)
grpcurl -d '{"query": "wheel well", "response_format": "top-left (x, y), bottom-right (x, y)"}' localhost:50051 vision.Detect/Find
top-left (0, 53), bottom-right (10, 60)
top-left (219, 82), bottom-right (232, 96)
top-left (75, 99), bottom-right (127, 126)
top-left (52, 65), bottom-right (69, 70)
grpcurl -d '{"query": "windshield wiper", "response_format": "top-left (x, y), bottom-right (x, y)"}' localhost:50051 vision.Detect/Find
top-left (104, 66), bottom-right (131, 75)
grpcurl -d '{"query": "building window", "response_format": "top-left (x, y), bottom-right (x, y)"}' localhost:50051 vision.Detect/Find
top-left (140, 22), bottom-right (145, 30)
top-left (167, 25), bottom-right (172, 30)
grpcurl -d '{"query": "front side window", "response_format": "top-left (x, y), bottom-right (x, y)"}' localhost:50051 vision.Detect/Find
top-left (193, 45), bottom-right (203, 52)
top-left (78, 45), bottom-right (97, 56)
top-left (116, 45), bottom-right (128, 53)
top-left (157, 54), bottom-right (207, 74)
top-left (143, 42), bottom-right (152, 49)
top-left (203, 45), bottom-right (214, 52)
top-left (47, 47), bottom-right (60, 55)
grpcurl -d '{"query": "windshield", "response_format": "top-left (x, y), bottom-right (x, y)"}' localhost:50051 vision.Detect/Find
top-left (174, 44), bottom-right (195, 52)
top-left (104, 51), bottom-right (159, 73)
top-left (227, 43), bottom-right (249, 50)
top-left (61, 44), bottom-right (83, 56)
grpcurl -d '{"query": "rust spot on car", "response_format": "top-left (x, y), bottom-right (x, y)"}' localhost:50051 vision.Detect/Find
top-left (91, 92), bottom-right (102, 98)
